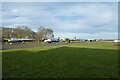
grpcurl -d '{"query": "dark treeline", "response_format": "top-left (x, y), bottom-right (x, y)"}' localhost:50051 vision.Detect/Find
top-left (0, 25), bottom-right (54, 42)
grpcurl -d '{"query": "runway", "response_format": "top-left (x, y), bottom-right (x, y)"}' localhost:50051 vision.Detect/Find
top-left (1, 42), bottom-right (77, 50)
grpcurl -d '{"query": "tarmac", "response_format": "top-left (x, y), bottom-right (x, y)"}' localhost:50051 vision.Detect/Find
top-left (1, 42), bottom-right (76, 50)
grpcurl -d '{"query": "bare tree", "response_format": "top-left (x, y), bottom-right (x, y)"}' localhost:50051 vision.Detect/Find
top-left (37, 26), bottom-right (54, 41)
top-left (0, 27), bottom-right (2, 42)
top-left (2, 25), bottom-right (36, 39)
top-left (15, 25), bottom-right (36, 39)
top-left (2, 25), bottom-right (54, 42)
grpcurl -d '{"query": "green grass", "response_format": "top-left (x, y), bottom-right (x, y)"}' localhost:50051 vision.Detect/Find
top-left (2, 42), bottom-right (118, 78)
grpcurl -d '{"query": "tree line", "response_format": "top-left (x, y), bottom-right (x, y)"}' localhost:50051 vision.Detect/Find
top-left (0, 25), bottom-right (54, 42)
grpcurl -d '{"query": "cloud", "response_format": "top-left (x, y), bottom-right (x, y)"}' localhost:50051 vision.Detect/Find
top-left (1, 0), bottom-right (119, 2)
top-left (54, 32), bottom-right (118, 39)
top-left (2, 2), bottom-right (118, 39)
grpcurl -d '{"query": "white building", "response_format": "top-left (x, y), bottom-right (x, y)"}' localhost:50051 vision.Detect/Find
top-left (114, 40), bottom-right (120, 42)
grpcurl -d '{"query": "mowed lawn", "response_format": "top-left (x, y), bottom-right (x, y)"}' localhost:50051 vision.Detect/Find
top-left (2, 42), bottom-right (118, 78)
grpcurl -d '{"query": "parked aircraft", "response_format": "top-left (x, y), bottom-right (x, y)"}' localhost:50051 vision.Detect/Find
top-left (44, 38), bottom-right (60, 43)
top-left (7, 38), bottom-right (34, 42)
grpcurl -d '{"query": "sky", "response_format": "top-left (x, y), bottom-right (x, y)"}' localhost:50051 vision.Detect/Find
top-left (1, 0), bottom-right (119, 2)
top-left (1, 2), bottom-right (118, 39)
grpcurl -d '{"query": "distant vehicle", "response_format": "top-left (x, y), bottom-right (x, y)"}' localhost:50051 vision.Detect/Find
top-left (44, 39), bottom-right (51, 43)
top-left (51, 38), bottom-right (59, 42)
top-left (44, 38), bottom-right (59, 43)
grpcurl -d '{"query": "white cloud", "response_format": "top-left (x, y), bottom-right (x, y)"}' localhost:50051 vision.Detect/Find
top-left (54, 32), bottom-right (118, 39)
top-left (2, 2), bottom-right (118, 39)
top-left (1, 0), bottom-right (119, 2)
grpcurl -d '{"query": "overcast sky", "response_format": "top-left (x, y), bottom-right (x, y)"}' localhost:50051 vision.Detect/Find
top-left (1, 0), bottom-right (119, 2)
top-left (1, 2), bottom-right (118, 39)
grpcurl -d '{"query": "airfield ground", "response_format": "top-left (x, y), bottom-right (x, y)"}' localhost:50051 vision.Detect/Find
top-left (2, 42), bottom-right (119, 78)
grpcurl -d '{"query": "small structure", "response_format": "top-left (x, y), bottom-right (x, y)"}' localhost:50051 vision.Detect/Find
top-left (114, 40), bottom-right (120, 42)
top-left (59, 37), bottom-right (65, 42)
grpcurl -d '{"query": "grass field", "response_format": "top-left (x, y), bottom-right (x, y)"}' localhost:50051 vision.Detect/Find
top-left (2, 42), bottom-right (118, 78)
